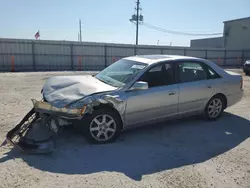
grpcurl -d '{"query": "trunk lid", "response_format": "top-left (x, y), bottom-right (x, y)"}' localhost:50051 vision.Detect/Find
top-left (225, 70), bottom-right (242, 76)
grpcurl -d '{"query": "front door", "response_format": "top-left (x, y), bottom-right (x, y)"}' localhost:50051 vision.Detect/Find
top-left (124, 62), bottom-right (179, 126)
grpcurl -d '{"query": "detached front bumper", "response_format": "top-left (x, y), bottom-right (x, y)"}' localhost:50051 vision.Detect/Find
top-left (1, 108), bottom-right (55, 154)
top-left (1, 99), bottom-right (86, 154)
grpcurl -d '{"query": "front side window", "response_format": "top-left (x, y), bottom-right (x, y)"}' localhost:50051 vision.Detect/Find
top-left (139, 63), bottom-right (174, 88)
top-left (95, 59), bottom-right (147, 87)
top-left (178, 62), bottom-right (207, 83)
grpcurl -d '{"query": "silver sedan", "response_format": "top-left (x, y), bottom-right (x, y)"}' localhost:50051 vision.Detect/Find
top-left (42, 55), bottom-right (243, 143)
top-left (4, 55), bottom-right (244, 151)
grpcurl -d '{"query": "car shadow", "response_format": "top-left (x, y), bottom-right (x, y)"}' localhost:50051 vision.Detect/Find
top-left (1, 112), bottom-right (250, 180)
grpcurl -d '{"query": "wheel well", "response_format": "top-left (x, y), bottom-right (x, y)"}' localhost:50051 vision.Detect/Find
top-left (93, 104), bottom-right (124, 128)
top-left (212, 93), bottom-right (227, 109)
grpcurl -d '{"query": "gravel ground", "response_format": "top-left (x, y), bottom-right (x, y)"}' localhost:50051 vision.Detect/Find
top-left (0, 70), bottom-right (249, 188)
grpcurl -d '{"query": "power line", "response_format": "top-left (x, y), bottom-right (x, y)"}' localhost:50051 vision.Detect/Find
top-left (142, 22), bottom-right (223, 36)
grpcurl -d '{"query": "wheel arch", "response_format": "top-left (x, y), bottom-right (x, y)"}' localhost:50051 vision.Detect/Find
top-left (209, 93), bottom-right (228, 109)
top-left (92, 103), bottom-right (124, 128)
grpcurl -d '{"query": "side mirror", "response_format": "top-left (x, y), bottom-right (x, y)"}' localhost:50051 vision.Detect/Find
top-left (129, 81), bottom-right (148, 91)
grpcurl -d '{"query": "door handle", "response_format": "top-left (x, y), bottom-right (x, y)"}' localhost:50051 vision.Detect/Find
top-left (207, 85), bottom-right (212, 88)
top-left (168, 91), bottom-right (176, 95)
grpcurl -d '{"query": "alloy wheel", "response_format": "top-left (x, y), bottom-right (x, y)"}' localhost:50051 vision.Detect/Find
top-left (208, 98), bottom-right (223, 118)
top-left (89, 114), bottom-right (116, 141)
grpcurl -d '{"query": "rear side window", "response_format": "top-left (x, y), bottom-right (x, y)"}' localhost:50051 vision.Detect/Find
top-left (177, 62), bottom-right (207, 83)
top-left (206, 66), bottom-right (221, 79)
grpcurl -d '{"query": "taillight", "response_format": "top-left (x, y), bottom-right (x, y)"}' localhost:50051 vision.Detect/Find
top-left (240, 78), bottom-right (243, 89)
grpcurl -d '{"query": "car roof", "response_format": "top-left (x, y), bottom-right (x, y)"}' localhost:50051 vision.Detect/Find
top-left (124, 55), bottom-right (201, 65)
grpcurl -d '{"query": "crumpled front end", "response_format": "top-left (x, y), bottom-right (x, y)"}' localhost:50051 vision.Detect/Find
top-left (1, 93), bottom-right (126, 154)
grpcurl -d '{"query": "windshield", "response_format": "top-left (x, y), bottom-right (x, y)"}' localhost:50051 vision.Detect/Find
top-left (95, 59), bottom-right (147, 87)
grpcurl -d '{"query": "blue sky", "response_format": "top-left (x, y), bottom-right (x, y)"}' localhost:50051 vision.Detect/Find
top-left (0, 0), bottom-right (249, 46)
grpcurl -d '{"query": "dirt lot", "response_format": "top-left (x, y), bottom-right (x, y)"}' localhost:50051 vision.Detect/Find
top-left (0, 70), bottom-right (249, 188)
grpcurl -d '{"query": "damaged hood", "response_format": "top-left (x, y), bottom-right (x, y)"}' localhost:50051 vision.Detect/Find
top-left (42, 75), bottom-right (116, 108)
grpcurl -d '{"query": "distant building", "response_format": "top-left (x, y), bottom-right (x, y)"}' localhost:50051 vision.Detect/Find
top-left (191, 37), bottom-right (223, 48)
top-left (190, 17), bottom-right (250, 49)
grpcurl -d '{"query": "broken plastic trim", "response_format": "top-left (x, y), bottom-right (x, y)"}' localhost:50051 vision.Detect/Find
top-left (2, 108), bottom-right (55, 154)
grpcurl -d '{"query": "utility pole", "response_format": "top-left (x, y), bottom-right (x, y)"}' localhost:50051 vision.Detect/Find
top-left (79, 19), bottom-right (82, 42)
top-left (130, 0), bottom-right (143, 46)
top-left (136, 0), bottom-right (139, 45)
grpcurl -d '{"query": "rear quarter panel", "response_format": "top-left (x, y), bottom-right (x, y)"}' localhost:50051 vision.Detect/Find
top-left (199, 60), bottom-right (243, 108)
top-left (212, 70), bottom-right (243, 107)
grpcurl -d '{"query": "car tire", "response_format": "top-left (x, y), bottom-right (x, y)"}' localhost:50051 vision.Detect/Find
top-left (204, 95), bottom-right (225, 121)
top-left (77, 108), bottom-right (122, 144)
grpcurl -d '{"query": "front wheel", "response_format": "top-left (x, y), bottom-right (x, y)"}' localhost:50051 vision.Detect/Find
top-left (78, 108), bottom-right (122, 144)
top-left (204, 96), bottom-right (225, 121)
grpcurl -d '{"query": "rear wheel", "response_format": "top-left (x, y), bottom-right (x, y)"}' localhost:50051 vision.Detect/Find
top-left (77, 108), bottom-right (122, 144)
top-left (204, 96), bottom-right (225, 121)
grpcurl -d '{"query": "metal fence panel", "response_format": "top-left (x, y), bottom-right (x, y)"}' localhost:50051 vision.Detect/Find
top-left (0, 38), bottom-right (250, 72)
top-left (107, 47), bottom-right (134, 57)
top-left (226, 51), bottom-right (242, 58)
top-left (225, 58), bottom-right (242, 66)
top-left (206, 58), bottom-right (225, 66)
top-left (243, 51), bottom-right (250, 61)
top-left (73, 45), bottom-right (104, 56)
top-left (35, 55), bottom-right (71, 71)
top-left (0, 55), bottom-right (11, 71)
top-left (207, 50), bottom-right (224, 58)
top-left (136, 48), bottom-right (161, 55)
top-left (162, 49), bottom-right (185, 55)
top-left (186, 50), bottom-right (206, 58)
top-left (35, 44), bottom-right (71, 55)
top-left (0, 42), bottom-right (32, 54)
top-left (73, 56), bottom-right (105, 71)
top-left (0, 54), bottom-right (33, 71)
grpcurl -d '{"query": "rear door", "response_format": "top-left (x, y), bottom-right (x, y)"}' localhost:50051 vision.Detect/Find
top-left (176, 61), bottom-right (215, 115)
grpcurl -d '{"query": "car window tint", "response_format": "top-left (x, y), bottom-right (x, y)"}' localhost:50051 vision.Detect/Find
top-left (139, 63), bottom-right (174, 88)
top-left (207, 67), bottom-right (220, 79)
top-left (178, 62), bottom-right (207, 83)
top-left (149, 65), bottom-right (162, 72)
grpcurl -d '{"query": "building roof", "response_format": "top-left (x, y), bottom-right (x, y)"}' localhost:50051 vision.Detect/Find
top-left (223, 17), bottom-right (250, 23)
top-left (124, 55), bottom-right (200, 65)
